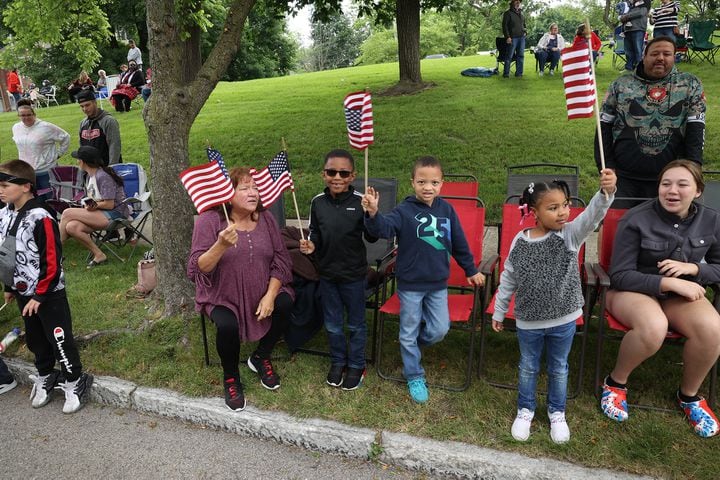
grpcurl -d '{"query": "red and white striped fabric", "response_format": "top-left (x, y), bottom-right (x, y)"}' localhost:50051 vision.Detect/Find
top-left (343, 91), bottom-right (374, 150)
top-left (179, 160), bottom-right (234, 214)
top-left (250, 150), bottom-right (294, 209)
top-left (561, 41), bottom-right (596, 120)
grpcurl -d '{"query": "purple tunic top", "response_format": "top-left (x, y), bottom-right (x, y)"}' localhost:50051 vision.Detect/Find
top-left (187, 210), bottom-right (294, 342)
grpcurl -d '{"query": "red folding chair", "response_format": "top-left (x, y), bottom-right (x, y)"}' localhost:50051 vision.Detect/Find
top-left (593, 206), bottom-right (718, 410)
top-left (477, 197), bottom-right (593, 399)
top-left (375, 196), bottom-right (494, 391)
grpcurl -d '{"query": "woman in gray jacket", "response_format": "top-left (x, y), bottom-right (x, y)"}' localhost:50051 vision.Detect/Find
top-left (600, 160), bottom-right (720, 438)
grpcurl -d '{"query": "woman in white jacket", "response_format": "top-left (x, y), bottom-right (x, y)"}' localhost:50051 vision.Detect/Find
top-left (535, 24), bottom-right (566, 75)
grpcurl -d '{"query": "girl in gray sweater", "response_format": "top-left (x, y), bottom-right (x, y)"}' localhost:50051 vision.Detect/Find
top-left (492, 170), bottom-right (616, 443)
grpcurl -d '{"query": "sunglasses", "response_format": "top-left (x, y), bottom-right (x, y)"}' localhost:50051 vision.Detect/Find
top-left (324, 169), bottom-right (353, 178)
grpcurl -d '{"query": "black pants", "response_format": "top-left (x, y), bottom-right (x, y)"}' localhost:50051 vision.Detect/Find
top-left (17, 294), bottom-right (82, 382)
top-left (112, 94), bottom-right (132, 112)
top-left (211, 292), bottom-right (292, 378)
top-left (0, 357), bottom-right (12, 383)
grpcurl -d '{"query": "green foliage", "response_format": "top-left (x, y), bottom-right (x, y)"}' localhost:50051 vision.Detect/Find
top-left (304, 11), bottom-right (366, 71)
top-left (0, 0), bottom-right (112, 71)
top-left (357, 26), bottom-right (398, 64)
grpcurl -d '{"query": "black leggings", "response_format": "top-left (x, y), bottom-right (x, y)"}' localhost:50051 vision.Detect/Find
top-left (210, 292), bottom-right (292, 378)
top-left (112, 94), bottom-right (132, 112)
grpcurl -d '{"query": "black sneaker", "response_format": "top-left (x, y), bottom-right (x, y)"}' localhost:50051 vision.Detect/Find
top-left (341, 367), bottom-right (366, 391)
top-left (326, 364), bottom-right (345, 387)
top-left (223, 377), bottom-right (246, 411)
top-left (59, 372), bottom-right (94, 414)
top-left (247, 354), bottom-right (280, 390)
top-left (29, 369), bottom-right (62, 408)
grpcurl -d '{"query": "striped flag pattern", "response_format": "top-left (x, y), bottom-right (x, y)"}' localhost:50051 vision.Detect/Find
top-left (179, 161), bottom-right (234, 214)
top-left (561, 41), bottom-right (596, 120)
top-left (250, 151), bottom-right (294, 208)
top-left (343, 91), bottom-right (374, 150)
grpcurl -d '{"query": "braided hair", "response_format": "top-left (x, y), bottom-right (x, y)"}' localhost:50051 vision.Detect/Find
top-left (518, 180), bottom-right (571, 219)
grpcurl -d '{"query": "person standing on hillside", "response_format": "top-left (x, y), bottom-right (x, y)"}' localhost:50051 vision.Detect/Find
top-left (6, 68), bottom-right (22, 107)
top-left (76, 89), bottom-right (122, 166)
top-left (127, 40), bottom-right (143, 70)
top-left (651, 0), bottom-right (680, 41)
top-left (621, 0), bottom-right (651, 71)
top-left (501, 0), bottom-right (526, 78)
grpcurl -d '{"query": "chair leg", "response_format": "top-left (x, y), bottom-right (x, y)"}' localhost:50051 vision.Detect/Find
top-left (200, 313), bottom-right (210, 367)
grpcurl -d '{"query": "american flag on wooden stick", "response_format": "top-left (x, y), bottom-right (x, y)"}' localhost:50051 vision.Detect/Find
top-left (343, 91), bottom-right (374, 150)
top-left (179, 160), bottom-right (234, 214)
top-left (206, 147), bottom-right (230, 176)
top-left (561, 41), bottom-right (596, 120)
top-left (250, 151), bottom-right (294, 208)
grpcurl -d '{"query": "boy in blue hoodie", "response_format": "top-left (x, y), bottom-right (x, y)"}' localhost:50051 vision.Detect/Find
top-left (362, 156), bottom-right (485, 403)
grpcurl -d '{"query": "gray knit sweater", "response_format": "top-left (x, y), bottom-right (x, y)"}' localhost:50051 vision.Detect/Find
top-left (492, 190), bottom-right (614, 330)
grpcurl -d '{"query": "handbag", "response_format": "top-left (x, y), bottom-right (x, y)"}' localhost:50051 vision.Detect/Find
top-left (0, 210), bottom-right (27, 286)
top-left (127, 258), bottom-right (157, 298)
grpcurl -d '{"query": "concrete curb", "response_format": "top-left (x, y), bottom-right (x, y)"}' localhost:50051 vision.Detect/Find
top-left (6, 358), bottom-right (652, 479)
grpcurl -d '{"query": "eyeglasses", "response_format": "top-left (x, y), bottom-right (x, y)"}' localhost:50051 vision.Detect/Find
top-left (18, 113), bottom-right (35, 117)
top-left (324, 169), bottom-right (352, 178)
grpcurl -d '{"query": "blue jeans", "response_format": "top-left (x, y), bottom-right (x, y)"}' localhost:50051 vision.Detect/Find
top-left (398, 289), bottom-right (449, 380)
top-left (516, 321), bottom-right (576, 413)
top-left (624, 30), bottom-right (645, 70)
top-left (504, 36), bottom-right (525, 77)
top-left (653, 27), bottom-right (676, 42)
top-left (535, 49), bottom-right (560, 71)
top-left (320, 278), bottom-right (367, 370)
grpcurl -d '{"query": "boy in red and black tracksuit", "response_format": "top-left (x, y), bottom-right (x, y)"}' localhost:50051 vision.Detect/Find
top-left (0, 159), bottom-right (92, 413)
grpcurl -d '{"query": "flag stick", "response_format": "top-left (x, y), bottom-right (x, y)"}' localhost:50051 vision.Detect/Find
top-left (221, 203), bottom-right (230, 224)
top-left (364, 148), bottom-right (369, 193)
top-left (585, 19), bottom-right (608, 200)
top-left (281, 137), bottom-right (305, 240)
top-left (0, 302), bottom-right (8, 312)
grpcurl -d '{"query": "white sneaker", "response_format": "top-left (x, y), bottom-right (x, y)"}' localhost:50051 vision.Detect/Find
top-left (0, 378), bottom-right (17, 395)
top-left (549, 69), bottom-right (555, 76)
top-left (29, 370), bottom-right (61, 408)
top-left (511, 408), bottom-right (534, 441)
top-left (59, 372), bottom-right (93, 414)
top-left (538, 71), bottom-right (544, 76)
top-left (549, 410), bottom-right (570, 444)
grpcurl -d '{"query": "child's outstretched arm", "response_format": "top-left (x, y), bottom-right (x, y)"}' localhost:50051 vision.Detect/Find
top-left (362, 186), bottom-right (379, 217)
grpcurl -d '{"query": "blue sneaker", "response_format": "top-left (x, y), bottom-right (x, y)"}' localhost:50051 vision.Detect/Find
top-left (408, 377), bottom-right (428, 404)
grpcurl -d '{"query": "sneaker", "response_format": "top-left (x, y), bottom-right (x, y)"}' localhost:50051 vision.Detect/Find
top-left (549, 410), bottom-right (570, 444)
top-left (341, 367), bottom-right (366, 391)
top-left (247, 354), bottom-right (280, 391)
top-left (549, 69), bottom-right (555, 76)
top-left (511, 408), bottom-right (534, 441)
top-left (326, 364), bottom-right (345, 387)
top-left (677, 394), bottom-right (720, 438)
top-left (0, 378), bottom-right (17, 395)
top-left (600, 380), bottom-right (628, 422)
top-left (223, 377), bottom-right (246, 411)
top-left (29, 370), bottom-right (61, 408)
top-left (407, 377), bottom-right (429, 404)
top-left (58, 372), bottom-right (93, 414)
top-left (538, 71), bottom-right (544, 76)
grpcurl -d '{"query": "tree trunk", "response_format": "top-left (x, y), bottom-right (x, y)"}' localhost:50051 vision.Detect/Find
top-left (144, 0), bottom-right (256, 316)
top-left (396, 0), bottom-right (422, 85)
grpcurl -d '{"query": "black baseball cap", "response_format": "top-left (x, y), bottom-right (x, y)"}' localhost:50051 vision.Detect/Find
top-left (76, 89), bottom-right (96, 103)
top-left (71, 146), bottom-right (102, 163)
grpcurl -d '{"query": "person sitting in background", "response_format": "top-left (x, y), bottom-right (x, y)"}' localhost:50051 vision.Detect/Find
top-left (96, 70), bottom-right (108, 98)
top-left (141, 67), bottom-right (152, 102)
top-left (67, 71), bottom-right (94, 103)
top-left (535, 23), bottom-right (566, 75)
top-left (109, 61), bottom-right (144, 112)
top-left (59, 146), bottom-right (129, 267)
top-left (573, 24), bottom-right (603, 63)
top-left (39, 79), bottom-right (53, 96)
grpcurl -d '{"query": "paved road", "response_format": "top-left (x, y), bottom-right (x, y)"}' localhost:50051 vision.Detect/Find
top-left (0, 384), bottom-right (436, 480)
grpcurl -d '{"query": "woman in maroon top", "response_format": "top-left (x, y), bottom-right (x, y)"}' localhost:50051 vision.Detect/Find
top-left (188, 167), bottom-right (294, 411)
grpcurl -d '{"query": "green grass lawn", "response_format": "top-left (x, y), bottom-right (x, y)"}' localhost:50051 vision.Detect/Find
top-left (1, 54), bottom-right (719, 479)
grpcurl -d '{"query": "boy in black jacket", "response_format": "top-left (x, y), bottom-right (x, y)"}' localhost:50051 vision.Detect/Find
top-left (300, 149), bottom-right (376, 390)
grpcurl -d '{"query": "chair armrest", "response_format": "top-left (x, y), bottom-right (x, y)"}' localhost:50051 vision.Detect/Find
top-left (479, 254), bottom-right (499, 277)
top-left (583, 261), bottom-right (598, 287)
top-left (592, 263), bottom-right (611, 288)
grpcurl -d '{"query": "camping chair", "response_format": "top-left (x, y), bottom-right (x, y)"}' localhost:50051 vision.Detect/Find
top-left (98, 76), bottom-right (119, 109)
top-left (375, 196), bottom-right (493, 392)
top-left (443, 173), bottom-right (479, 199)
top-left (592, 205), bottom-right (718, 411)
top-left (687, 20), bottom-right (719, 65)
top-left (506, 164), bottom-right (580, 199)
top-left (492, 37), bottom-right (518, 75)
top-left (91, 163), bottom-right (152, 262)
top-left (477, 196), bottom-right (592, 399)
top-left (675, 34), bottom-right (689, 62)
top-left (45, 165), bottom-right (87, 218)
top-left (701, 171), bottom-right (720, 208)
top-left (42, 86), bottom-right (59, 107)
top-left (610, 26), bottom-right (627, 71)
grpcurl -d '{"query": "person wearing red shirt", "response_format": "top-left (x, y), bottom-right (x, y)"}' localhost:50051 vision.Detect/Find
top-left (6, 68), bottom-right (22, 106)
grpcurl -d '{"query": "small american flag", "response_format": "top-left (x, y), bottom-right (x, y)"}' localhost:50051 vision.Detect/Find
top-left (561, 41), bottom-right (596, 120)
top-left (206, 147), bottom-right (229, 176)
top-left (343, 91), bottom-right (374, 150)
top-left (250, 151), bottom-right (294, 208)
top-left (179, 161), bottom-right (234, 214)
